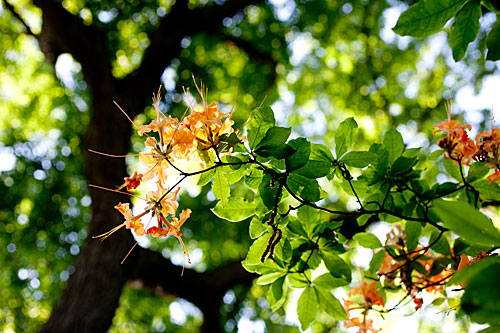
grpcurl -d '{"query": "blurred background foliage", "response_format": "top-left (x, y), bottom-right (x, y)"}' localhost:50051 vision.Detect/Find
top-left (0, 0), bottom-right (499, 331)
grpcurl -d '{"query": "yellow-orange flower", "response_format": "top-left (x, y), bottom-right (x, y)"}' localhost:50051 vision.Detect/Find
top-left (349, 280), bottom-right (385, 307)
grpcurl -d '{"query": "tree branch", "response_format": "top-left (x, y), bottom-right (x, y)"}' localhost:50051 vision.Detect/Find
top-left (126, 247), bottom-right (255, 332)
top-left (32, 0), bottom-right (113, 86)
top-left (119, 0), bottom-right (264, 115)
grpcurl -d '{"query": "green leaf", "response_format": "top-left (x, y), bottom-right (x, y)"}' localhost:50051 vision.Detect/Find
top-left (320, 250), bottom-right (351, 282)
top-left (287, 173), bottom-right (322, 202)
top-left (405, 221), bottom-right (422, 252)
top-left (286, 138), bottom-right (311, 171)
top-left (393, 0), bottom-right (468, 38)
top-left (295, 143), bottom-right (334, 179)
top-left (246, 233), bottom-right (271, 265)
top-left (487, 19), bottom-right (500, 61)
top-left (315, 287), bottom-right (348, 320)
top-left (353, 232), bottom-right (383, 249)
top-left (403, 147), bottom-right (422, 158)
top-left (449, 0), bottom-right (481, 61)
top-left (267, 276), bottom-right (286, 311)
top-left (287, 218), bottom-right (308, 238)
top-left (211, 198), bottom-right (255, 222)
top-left (335, 117), bottom-right (358, 158)
top-left (429, 230), bottom-right (452, 256)
top-left (256, 145), bottom-right (296, 160)
top-left (443, 158), bottom-right (462, 181)
top-left (313, 273), bottom-right (349, 289)
top-left (197, 168), bottom-right (215, 186)
top-left (340, 151), bottom-right (377, 168)
top-left (368, 250), bottom-right (386, 275)
top-left (467, 162), bottom-right (489, 182)
top-left (383, 127), bottom-right (405, 165)
top-left (297, 205), bottom-right (320, 236)
top-left (259, 173), bottom-right (281, 210)
top-left (297, 286), bottom-right (319, 330)
top-left (247, 106), bottom-right (275, 150)
top-left (432, 200), bottom-right (500, 247)
top-left (212, 167), bottom-right (230, 201)
top-left (462, 263), bottom-right (500, 325)
top-left (474, 179), bottom-right (500, 200)
top-left (245, 166), bottom-right (264, 191)
top-left (256, 271), bottom-right (287, 285)
top-left (255, 126), bottom-right (291, 150)
top-left (390, 156), bottom-right (417, 176)
top-left (217, 132), bottom-right (243, 154)
top-left (288, 272), bottom-right (311, 288)
top-left (249, 216), bottom-right (268, 239)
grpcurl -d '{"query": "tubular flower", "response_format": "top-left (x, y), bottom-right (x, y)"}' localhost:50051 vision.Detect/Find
top-left (92, 80), bottom-right (243, 268)
top-left (434, 102), bottom-right (476, 165)
top-left (349, 281), bottom-right (385, 307)
top-left (434, 103), bottom-right (500, 181)
top-left (343, 283), bottom-right (383, 333)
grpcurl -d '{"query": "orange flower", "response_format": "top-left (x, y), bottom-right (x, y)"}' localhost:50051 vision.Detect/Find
top-left (123, 171), bottom-right (143, 190)
top-left (488, 170), bottom-right (500, 183)
top-left (349, 281), bottom-right (385, 307)
top-left (343, 316), bottom-right (380, 333)
top-left (434, 105), bottom-right (476, 165)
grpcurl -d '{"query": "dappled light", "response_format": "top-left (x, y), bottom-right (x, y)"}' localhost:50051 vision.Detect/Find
top-left (1, 0), bottom-right (500, 332)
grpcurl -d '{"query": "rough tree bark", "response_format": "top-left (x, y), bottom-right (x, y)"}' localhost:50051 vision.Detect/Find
top-left (3, 0), bottom-right (271, 331)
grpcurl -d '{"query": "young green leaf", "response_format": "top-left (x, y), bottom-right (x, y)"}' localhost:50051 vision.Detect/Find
top-left (286, 138), bottom-right (311, 171)
top-left (267, 276), bottom-right (287, 311)
top-left (383, 127), bottom-right (405, 165)
top-left (197, 168), bottom-right (215, 186)
top-left (211, 197), bottom-right (255, 222)
top-left (449, 0), bottom-right (481, 61)
top-left (467, 162), bottom-right (489, 182)
top-left (320, 250), bottom-right (351, 282)
top-left (246, 233), bottom-right (271, 265)
top-left (393, 0), bottom-right (468, 38)
top-left (288, 272), bottom-right (311, 288)
top-left (315, 287), bottom-right (348, 320)
top-left (368, 250), bottom-right (386, 275)
top-left (259, 173), bottom-right (281, 210)
top-left (335, 117), bottom-right (358, 158)
top-left (405, 221), bottom-right (422, 252)
top-left (256, 271), bottom-right (287, 285)
top-left (473, 179), bottom-right (500, 200)
top-left (339, 151), bottom-right (377, 168)
top-left (255, 126), bottom-right (291, 151)
top-left (249, 216), bottom-right (268, 239)
top-left (247, 106), bottom-right (275, 150)
top-left (313, 273), bottom-right (349, 289)
top-left (432, 200), bottom-right (500, 247)
top-left (287, 173), bottom-right (322, 202)
top-left (295, 143), bottom-right (334, 179)
top-left (297, 286), bottom-right (319, 330)
top-left (212, 167), bottom-right (230, 202)
top-left (297, 205), bottom-right (320, 236)
top-left (353, 232), bottom-right (383, 249)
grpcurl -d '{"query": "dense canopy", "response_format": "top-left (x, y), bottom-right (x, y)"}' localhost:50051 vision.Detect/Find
top-left (1, 0), bottom-right (500, 332)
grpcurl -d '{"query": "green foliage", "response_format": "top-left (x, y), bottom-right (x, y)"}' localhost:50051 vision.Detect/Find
top-left (394, 0), bottom-right (500, 61)
top-left (432, 200), bottom-right (500, 247)
top-left (211, 198), bottom-right (255, 222)
top-left (3, 0), bottom-right (500, 331)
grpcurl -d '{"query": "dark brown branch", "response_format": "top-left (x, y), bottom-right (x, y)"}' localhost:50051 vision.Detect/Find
top-left (120, 0), bottom-right (264, 115)
top-left (32, 0), bottom-right (113, 86)
top-left (127, 247), bottom-right (255, 332)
